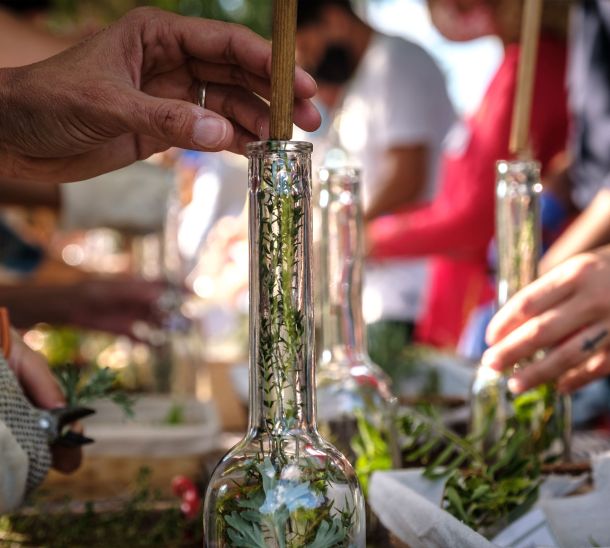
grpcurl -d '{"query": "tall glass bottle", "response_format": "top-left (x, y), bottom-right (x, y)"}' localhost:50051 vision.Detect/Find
top-left (315, 167), bottom-right (399, 475)
top-left (471, 160), bottom-right (570, 458)
top-left (203, 142), bottom-right (365, 547)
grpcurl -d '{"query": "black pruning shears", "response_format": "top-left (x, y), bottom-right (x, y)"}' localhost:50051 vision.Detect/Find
top-left (37, 406), bottom-right (96, 448)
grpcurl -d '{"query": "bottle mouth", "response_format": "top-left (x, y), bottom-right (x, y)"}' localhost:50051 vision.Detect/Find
top-left (318, 166), bottom-right (361, 187)
top-left (246, 140), bottom-right (313, 155)
top-left (496, 159), bottom-right (541, 177)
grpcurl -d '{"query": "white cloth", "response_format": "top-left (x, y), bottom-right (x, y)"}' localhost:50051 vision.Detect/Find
top-left (61, 161), bottom-right (173, 234)
top-left (337, 33), bottom-right (455, 321)
top-left (0, 420), bottom-right (28, 514)
top-left (369, 469), bottom-right (492, 548)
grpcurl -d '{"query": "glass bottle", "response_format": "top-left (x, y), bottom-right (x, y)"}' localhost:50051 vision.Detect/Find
top-left (315, 167), bottom-right (399, 478)
top-left (471, 160), bottom-right (570, 459)
top-left (203, 141), bottom-right (365, 547)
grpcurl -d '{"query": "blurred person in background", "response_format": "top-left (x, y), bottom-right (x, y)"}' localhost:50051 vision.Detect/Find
top-left (296, 0), bottom-right (456, 367)
top-left (0, 5), bottom-right (320, 512)
top-left (536, 0), bottom-right (610, 275)
top-left (367, 0), bottom-right (570, 350)
top-left (481, 1), bottom-right (610, 421)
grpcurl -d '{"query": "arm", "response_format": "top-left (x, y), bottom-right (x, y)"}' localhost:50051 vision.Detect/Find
top-left (0, 7), bottom-right (320, 184)
top-left (368, 166), bottom-right (494, 261)
top-left (0, 277), bottom-right (164, 336)
top-left (539, 187), bottom-right (610, 274)
top-left (0, 177), bottom-right (60, 207)
top-left (364, 144), bottom-right (428, 221)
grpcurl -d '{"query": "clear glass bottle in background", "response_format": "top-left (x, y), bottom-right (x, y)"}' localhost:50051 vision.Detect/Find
top-left (203, 141), bottom-right (365, 547)
top-left (135, 151), bottom-right (209, 398)
top-left (315, 166), bottom-right (400, 482)
top-left (471, 160), bottom-right (570, 459)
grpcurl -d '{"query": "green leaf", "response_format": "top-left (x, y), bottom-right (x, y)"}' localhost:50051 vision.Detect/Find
top-left (308, 518), bottom-right (347, 548)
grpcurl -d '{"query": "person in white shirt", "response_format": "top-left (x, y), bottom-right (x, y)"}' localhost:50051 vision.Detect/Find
top-left (296, 0), bottom-right (455, 359)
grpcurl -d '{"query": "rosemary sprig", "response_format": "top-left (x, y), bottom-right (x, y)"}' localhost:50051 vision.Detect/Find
top-left (399, 406), bottom-right (542, 535)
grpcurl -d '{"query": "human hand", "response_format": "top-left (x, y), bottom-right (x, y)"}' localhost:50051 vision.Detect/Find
top-left (68, 277), bottom-right (166, 337)
top-left (3, 277), bottom-right (166, 337)
top-left (482, 245), bottom-right (610, 394)
top-left (8, 330), bottom-right (82, 474)
top-left (0, 7), bottom-right (320, 183)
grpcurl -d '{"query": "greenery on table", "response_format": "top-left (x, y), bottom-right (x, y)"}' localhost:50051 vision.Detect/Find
top-left (351, 412), bottom-right (393, 496)
top-left (399, 406), bottom-right (542, 536)
top-left (54, 363), bottom-right (135, 417)
top-left (0, 468), bottom-right (203, 547)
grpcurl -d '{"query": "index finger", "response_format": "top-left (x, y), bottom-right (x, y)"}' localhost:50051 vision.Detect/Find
top-left (485, 264), bottom-right (575, 346)
top-left (135, 9), bottom-right (317, 99)
top-left (10, 331), bottom-right (65, 410)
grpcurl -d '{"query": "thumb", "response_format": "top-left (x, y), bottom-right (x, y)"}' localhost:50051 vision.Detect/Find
top-left (124, 91), bottom-right (234, 151)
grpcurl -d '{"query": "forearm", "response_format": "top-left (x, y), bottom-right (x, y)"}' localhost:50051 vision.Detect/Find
top-left (369, 203), bottom-right (493, 260)
top-left (0, 284), bottom-right (75, 328)
top-left (540, 188), bottom-right (610, 273)
top-left (364, 144), bottom-right (428, 221)
top-left (0, 177), bottom-right (60, 208)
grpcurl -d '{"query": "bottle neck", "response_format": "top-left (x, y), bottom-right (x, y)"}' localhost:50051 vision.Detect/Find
top-left (495, 160), bottom-right (542, 308)
top-left (318, 168), bottom-right (367, 363)
top-left (247, 142), bottom-right (316, 434)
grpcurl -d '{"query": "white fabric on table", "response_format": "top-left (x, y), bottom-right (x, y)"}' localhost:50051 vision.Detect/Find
top-left (0, 420), bottom-right (27, 514)
top-left (369, 469), bottom-right (493, 548)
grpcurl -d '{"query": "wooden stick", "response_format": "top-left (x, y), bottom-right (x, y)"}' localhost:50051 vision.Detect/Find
top-left (270, 0), bottom-right (298, 141)
top-left (0, 307), bottom-right (11, 359)
top-left (509, 0), bottom-right (544, 157)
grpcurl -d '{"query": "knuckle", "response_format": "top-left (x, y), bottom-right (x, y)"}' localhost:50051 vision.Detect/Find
top-left (153, 103), bottom-right (190, 137)
top-left (572, 254), bottom-right (599, 282)
top-left (124, 6), bottom-right (162, 24)
top-left (527, 318), bottom-right (545, 341)
top-left (218, 90), bottom-right (237, 121)
top-left (517, 293), bottom-right (537, 317)
top-left (229, 64), bottom-right (249, 89)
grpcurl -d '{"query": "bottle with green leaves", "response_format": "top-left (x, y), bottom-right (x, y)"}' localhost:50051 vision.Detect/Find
top-left (314, 167), bottom-right (399, 494)
top-left (471, 159), bottom-right (570, 460)
top-left (203, 141), bottom-right (365, 547)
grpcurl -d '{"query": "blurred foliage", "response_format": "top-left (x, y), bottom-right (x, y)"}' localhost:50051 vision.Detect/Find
top-left (0, 467), bottom-right (204, 547)
top-left (51, 0), bottom-right (273, 36)
top-left (351, 411), bottom-right (393, 496)
top-left (400, 406), bottom-right (542, 536)
top-left (39, 326), bottom-right (83, 367)
top-left (55, 363), bottom-right (135, 417)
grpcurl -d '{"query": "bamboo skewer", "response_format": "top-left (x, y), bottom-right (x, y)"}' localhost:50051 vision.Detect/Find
top-left (0, 308), bottom-right (10, 358)
top-left (270, 0), bottom-right (298, 141)
top-left (509, 0), bottom-right (544, 157)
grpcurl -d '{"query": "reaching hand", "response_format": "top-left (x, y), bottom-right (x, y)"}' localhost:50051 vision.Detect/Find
top-left (482, 245), bottom-right (610, 394)
top-left (8, 331), bottom-right (82, 474)
top-left (0, 7), bottom-right (320, 183)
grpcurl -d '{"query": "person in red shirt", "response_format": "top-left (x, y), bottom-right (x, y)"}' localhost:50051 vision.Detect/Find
top-left (367, 0), bottom-right (570, 349)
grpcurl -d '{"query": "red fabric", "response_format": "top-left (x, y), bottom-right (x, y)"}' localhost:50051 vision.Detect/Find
top-left (368, 37), bottom-right (569, 349)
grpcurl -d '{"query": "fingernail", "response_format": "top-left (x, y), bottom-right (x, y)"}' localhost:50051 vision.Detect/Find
top-left (507, 377), bottom-right (524, 394)
top-left (481, 351), bottom-right (495, 368)
top-left (192, 117), bottom-right (228, 148)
